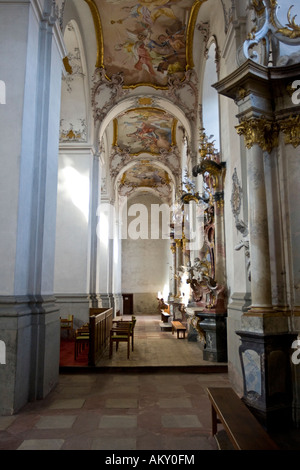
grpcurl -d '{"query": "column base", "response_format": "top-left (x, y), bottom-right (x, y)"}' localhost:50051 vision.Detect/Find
top-left (197, 312), bottom-right (228, 363)
top-left (236, 328), bottom-right (297, 430)
top-left (0, 295), bottom-right (60, 415)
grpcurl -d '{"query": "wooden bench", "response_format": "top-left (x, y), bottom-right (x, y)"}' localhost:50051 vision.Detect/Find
top-left (207, 387), bottom-right (279, 450)
top-left (171, 321), bottom-right (186, 339)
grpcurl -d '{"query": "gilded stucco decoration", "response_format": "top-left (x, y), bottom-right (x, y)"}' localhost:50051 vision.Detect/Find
top-left (278, 115), bottom-right (300, 148)
top-left (60, 22), bottom-right (87, 143)
top-left (235, 118), bottom-right (279, 153)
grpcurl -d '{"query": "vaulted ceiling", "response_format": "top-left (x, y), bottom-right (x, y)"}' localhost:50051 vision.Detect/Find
top-left (60, 0), bottom-right (216, 202)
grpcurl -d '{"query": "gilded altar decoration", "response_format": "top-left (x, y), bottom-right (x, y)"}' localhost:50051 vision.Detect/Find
top-left (278, 115), bottom-right (300, 148)
top-left (275, 5), bottom-right (300, 39)
top-left (235, 117), bottom-right (279, 153)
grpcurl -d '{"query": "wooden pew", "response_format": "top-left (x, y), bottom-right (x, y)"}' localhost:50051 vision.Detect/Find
top-left (88, 308), bottom-right (113, 366)
top-left (171, 321), bottom-right (186, 339)
top-left (207, 387), bottom-right (279, 450)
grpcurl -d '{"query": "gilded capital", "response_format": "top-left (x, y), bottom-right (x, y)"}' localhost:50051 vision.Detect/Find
top-left (278, 115), bottom-right (300, 148)
top-left (235, 117), bottom-right (279, 153)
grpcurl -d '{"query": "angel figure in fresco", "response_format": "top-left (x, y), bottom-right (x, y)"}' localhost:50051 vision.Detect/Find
top-left (116, 28), bottom-right (156, 76)
top-left (126, 121), bottom-right (158, 148)
top-left (154, 23), bottom-right (186, 74)
top-left (109, 0), bottom-right (177, 27)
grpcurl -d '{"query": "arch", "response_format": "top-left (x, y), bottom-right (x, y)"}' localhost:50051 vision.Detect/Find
top-left (98, 95), bottom-right (192, 145)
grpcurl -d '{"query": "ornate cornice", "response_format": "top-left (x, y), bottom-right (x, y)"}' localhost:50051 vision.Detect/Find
top-left (278, 115), bottom-right (300, 148)
top-left (235, 117), bottom-right (279, 153)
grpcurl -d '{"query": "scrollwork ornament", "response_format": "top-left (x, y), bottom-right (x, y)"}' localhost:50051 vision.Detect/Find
top-left (243, 0), bottom-right (300, 64)
top-left (91, 68), bottom-right (128, 122)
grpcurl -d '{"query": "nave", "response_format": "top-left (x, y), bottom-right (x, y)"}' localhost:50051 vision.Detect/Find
top-left (60, 314), bottom-right (227, 370)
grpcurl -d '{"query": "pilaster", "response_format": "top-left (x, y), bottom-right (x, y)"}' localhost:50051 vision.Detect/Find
top-left (0, 0), bottom-right (66, 414)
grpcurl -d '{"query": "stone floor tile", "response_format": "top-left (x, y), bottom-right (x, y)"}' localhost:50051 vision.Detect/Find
top-left (35, 415), bottom-right (77, 429)
top-left (91, 437), bottom-right (137, 450)
top-left (0, 416), bottom-right (16, 430)
top-left (161, 414), bottom-right (203, 428)
top-left (99, 415), bottom-right (137, 429)
top-left (17, 439), bottom-right (65, 450)
top-left (48, 398), bottom-right (85, 409)
top-left (105, 398), bottom-right (138, 408)
top-left (158, 397), bottom-right (192, 408)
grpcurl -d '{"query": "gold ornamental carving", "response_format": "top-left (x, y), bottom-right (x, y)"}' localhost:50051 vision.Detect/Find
top-left (275, 4), bottom-right (300, 39)
top-left (235, 118), bottom-right (279, 153)
top-left (278, 115), bottom-right (300, 148)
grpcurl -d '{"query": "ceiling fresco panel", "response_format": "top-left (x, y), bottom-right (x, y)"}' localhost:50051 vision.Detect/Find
top-left (92, 0), bottom-right (199, 88)
top-left (114, 107), bottom-right (177, 155)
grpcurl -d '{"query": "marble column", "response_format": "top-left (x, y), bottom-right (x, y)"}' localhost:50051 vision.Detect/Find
top-left (246, 142), bottom-right (272, 312)
top-left (214, 192), bottom-right (226, 286)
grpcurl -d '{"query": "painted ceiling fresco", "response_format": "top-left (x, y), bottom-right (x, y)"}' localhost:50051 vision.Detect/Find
top-left (120, 162), bottom-right (170, 188)
top-left (118, 162), bottom-right (172, 201)
top-left (89, 0), bottom-right (202, 198)
top-left (94, 0), bottom-right (196, 88)
top-left (114, 108), bottom-right (176, 155)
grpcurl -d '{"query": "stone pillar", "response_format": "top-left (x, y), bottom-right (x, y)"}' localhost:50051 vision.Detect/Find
top-left (89, 151), bottom-right (102, 308)
top-left (246, 141), bottom-right (273, 311)
top-left (0, 0), bottom-right (66, 414)
top-left (214, 191), bottom-right (226, 286)
top-left (170, 244), bottom-right (177, 297)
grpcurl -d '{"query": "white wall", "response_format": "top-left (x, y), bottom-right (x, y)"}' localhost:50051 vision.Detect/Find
top-left (121, 193), bottom-right (171, 314)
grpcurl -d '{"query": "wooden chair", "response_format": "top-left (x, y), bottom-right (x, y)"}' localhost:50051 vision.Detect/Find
top-left (60, 315), bottom-right (74, 337)
top-left (74, 324), bottom-right (90, 360)
top-left (112, 316), bottom-right (136, 351)
top-left (109, 322), bottom-right (132, 359)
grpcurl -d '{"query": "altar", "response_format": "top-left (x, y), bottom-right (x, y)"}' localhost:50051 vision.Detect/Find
top-left (186, 307), bottom-right (227, 363)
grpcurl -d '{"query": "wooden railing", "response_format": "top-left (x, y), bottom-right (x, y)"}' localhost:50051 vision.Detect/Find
top-left (88, 308), bottom-right (113, 366)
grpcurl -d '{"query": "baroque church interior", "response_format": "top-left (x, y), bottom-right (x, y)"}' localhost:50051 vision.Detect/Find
top-left (1, 0), bottom-right (300, 451)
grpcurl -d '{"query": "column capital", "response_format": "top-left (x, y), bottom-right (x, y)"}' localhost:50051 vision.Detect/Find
top-left (278, 114), bottom-right (300, 148)
top-left (235, 117), bottom-right (279, 153)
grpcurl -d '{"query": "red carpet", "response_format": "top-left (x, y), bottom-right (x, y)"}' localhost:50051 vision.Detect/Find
top-left (60, 338), bottom-right (89, 367)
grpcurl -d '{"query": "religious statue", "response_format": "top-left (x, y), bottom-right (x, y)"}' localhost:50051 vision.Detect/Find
top-left (183, 257), bottom-right (226, 313)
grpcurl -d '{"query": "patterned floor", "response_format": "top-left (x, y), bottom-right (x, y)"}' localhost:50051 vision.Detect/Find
top-left (0, 370), bottom-right (232, 451)
top-left (95, 315), bottom-right (226, 369)
top-left (0, 315), bottom-right (231, 451)
top-left (0, 315), bottom-right (299, 451)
